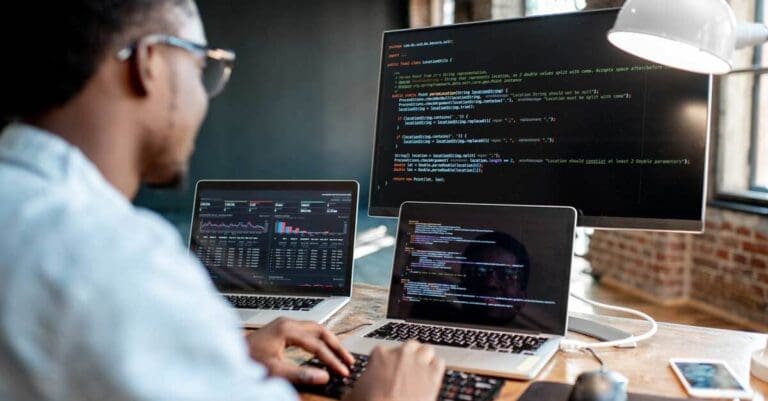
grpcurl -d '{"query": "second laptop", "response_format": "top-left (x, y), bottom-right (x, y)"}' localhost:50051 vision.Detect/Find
top-left (189, 180), bottom-right (359, 328)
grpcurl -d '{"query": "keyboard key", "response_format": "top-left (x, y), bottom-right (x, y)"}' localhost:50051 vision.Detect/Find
top-left (364, 322), bottom-right (547, 354)
top-left (225, 295), bottom-right (322, 311)
top-left (296, 353), bottom-right (503, 401)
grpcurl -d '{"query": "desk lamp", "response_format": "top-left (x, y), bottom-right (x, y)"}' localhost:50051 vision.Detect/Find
top-left (607, 0), bottom-right (768, 74)
top-left (607, 0), bottom-right (768, 383)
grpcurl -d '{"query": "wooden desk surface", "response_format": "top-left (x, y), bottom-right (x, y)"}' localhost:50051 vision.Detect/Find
top-left (298, 284), bottom-right (768, 401)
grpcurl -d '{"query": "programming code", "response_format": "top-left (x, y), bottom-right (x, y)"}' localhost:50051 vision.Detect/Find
top-left (400, 221), bottom-right (554, 308)
top-left (191, 190), bottom-right (353, 291)
top-left (387, 203), bottom-right (574, 333)
top-left (370, 10), bottom-right (710, 229)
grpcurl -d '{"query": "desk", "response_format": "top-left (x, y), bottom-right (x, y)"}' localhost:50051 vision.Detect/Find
top-left (297, 284), bottom-right (767, 401)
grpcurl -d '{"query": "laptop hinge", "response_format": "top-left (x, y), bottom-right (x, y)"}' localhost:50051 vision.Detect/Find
top-left (403, 318), bottom-right (544, 336)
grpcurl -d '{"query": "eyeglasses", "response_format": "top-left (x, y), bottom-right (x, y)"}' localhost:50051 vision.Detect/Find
top-left (467, 265), bottom-right (522, 281)
top-left (117, 34), bottom-right (236, 98)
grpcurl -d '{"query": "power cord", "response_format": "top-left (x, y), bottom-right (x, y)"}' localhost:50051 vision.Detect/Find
top-left (560, 292), bottom-right (658, 351)
top-left (585, 347), bottom-right (605, 371)
top-left (335, 323), bottom-right (372, 336)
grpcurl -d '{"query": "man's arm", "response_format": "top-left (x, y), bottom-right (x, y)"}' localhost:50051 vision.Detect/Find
top-left (57, 217), bottom-right (298, 401)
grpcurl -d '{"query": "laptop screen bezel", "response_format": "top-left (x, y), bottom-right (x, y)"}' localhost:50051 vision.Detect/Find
top-left (385, 202), bottom-right (576, 336)
top-left (189, 180), bottom-right (359, 297)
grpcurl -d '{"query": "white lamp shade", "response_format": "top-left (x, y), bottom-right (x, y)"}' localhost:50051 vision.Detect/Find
top-left (607, 0), bottom-right (737, 74)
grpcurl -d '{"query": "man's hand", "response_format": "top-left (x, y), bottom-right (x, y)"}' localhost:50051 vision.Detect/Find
top-left (246, 318), bottom-right (355, 385)
top-left (342, 341), bottom-right (445, 401)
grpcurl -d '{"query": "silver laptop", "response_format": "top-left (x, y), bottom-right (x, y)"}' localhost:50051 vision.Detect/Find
top-left (189, 180), bottom-right (358, 328)
top-left (343, 202), bottom-right (576, 380)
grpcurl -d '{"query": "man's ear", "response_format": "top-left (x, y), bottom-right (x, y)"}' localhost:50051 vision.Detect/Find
top-left (128, 39), bottom-right (162, 97)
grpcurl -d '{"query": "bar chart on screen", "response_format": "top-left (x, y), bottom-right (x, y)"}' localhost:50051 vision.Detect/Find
top-left (274, 219), bottom-right (348, 236)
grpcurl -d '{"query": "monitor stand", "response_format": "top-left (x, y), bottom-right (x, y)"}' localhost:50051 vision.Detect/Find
top-left (567, 315), bottom-right (637, 348)
top-left (567, 249), bottom-right (637, 348)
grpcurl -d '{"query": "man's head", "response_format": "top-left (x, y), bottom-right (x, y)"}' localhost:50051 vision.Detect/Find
top-left (2, 0), bottom-right (227, 189)
top-left (461, 232), bottom-right (531, 323)
top-left (462, 232), bottom-right (531, 295)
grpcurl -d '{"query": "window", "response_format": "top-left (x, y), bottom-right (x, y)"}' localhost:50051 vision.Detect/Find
top-left (753, 27), bottom-right (768, 191)
top-left (716, 0), bottom-right (768, 205)
top-left (524, 0), bottom-right (584, 15)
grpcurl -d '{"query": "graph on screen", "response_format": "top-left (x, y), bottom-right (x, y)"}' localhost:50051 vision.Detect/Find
top-left (191, 188), bottom-right (355, 291)
top-left (274, 219), bottom-right (348, 236)
top-left (200, 219), bottom-right (270, 234)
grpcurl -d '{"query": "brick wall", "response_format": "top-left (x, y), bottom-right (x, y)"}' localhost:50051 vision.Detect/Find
top-left (588, 231), bottom-right (689, 301)
top-left (587, 207), bottom-right (768, 326)
top-left (690, 208), bottom-right (768, 325)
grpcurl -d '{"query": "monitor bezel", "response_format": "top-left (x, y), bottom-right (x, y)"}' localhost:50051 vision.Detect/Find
top-left (189, 180), bottom-right (359, 297)
top-left (366, 8), bottom-right (711, 233)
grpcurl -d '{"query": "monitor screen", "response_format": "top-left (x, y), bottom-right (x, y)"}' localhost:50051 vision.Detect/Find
top-left (387, 202), bottom-right (576, 335)
top-left (368, 9), bottom-right (710, 231)
top-left (190, 181), bottom-right (358, 296)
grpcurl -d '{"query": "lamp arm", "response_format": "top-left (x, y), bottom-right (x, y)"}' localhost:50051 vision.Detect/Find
top-left (735, 22), bottom-right (768, 49)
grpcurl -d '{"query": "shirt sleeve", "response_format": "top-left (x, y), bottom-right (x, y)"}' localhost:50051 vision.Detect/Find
top-left (57, 211), bottom-right (299, 401)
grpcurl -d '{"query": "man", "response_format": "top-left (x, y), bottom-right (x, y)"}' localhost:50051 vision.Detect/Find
top-left (408, 232), bottom-right (531, 326)
top-left (0, 1), bottom-right (444, 400)
top-left (461, 232), bottom-right (531, 325)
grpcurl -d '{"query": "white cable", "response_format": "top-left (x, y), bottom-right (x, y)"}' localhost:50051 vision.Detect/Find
top-left (559, 292), bottom-right (658, 351)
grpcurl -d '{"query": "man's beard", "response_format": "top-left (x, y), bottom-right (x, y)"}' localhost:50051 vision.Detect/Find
top-left (145, 164), bottom-right (189, 191)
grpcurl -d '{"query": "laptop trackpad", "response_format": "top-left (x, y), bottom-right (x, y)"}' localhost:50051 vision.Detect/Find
top-left (236, 309), bottom-right (263, 321)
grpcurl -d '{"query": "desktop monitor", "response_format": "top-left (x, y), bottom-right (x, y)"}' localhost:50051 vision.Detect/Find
top-left (368, 9), bottom-right (711, 231)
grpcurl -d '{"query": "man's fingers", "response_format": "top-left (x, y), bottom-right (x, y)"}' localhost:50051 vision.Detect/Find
top-left (290, 335), bottom-right (350, 377)
top-left (313, 340), bottom-right (350, 377)
top-left (269, 360), bottom-right (330, 385)
top-left (415, 343), bottom-right (436, 364)
top-left (429, 354), bottom-right (446, 378)
top-left (287, 321), bottom-right (354, 371)
top-left (319, 326), bottom-right (356, 366)
top-left (401, 340), bottom-right (420, 354)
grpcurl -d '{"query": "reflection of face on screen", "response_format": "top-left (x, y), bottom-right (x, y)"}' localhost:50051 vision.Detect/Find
top-left (403, 228), bottom-right (533, 326)
top-left (388, 203), bottom-right (574, 335)
top-left (461, 232), bottom-right (530, 322)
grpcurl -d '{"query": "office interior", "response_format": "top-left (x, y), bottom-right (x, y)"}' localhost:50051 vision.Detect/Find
top-left (114, 0), bottom-right (767, 398)
top-left (136, 0), bottom-right (768, 332)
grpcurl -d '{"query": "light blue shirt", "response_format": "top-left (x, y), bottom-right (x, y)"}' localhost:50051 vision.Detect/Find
top-left (0, 123), bottom-right (297, 401)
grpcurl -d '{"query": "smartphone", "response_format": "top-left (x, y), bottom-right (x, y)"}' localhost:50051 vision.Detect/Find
top-left (669, 358), bottom-right (753, 399)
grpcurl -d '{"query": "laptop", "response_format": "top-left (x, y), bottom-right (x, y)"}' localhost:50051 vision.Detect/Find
top-left (343, 202), bottom-right (576, 380)
top-left (189, 180), bottom-right (358, 328)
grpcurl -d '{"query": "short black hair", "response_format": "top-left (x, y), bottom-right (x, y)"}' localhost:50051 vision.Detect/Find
top-left (0, 0), bottom-right (193, 122)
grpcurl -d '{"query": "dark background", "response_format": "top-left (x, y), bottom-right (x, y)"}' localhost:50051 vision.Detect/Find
top-left (135, 0), bottom-right (409, 233)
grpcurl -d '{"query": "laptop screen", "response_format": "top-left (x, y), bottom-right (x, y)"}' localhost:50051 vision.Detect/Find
top-left (387, 202), bottom-right (575, 336)
top-left (190, 181), bottom-right (358, 297)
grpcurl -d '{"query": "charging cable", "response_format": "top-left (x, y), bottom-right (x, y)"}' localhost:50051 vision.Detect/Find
top-left (559, 292), bottom-right (658, 351)
top-left (585, 347), bottom-right (605, 370)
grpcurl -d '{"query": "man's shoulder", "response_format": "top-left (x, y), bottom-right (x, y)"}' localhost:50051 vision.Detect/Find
top-left (4, 184), bottom-right (177, 248)
top-left (0, 180), bottom-right (194, 294)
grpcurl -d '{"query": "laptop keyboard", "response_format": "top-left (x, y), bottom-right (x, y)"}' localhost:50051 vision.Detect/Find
top-left (297, 352), bottom-right (504, 401)
top-left (364, 322), bottom-right (548, 354)
top-left (224, 295), bottom-right (323, 311)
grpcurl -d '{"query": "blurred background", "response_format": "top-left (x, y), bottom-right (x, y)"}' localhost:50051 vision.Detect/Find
top-left (134, 0), bottom-right (622, 236)
top-left (133, 0), bottom-right (768, 332)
